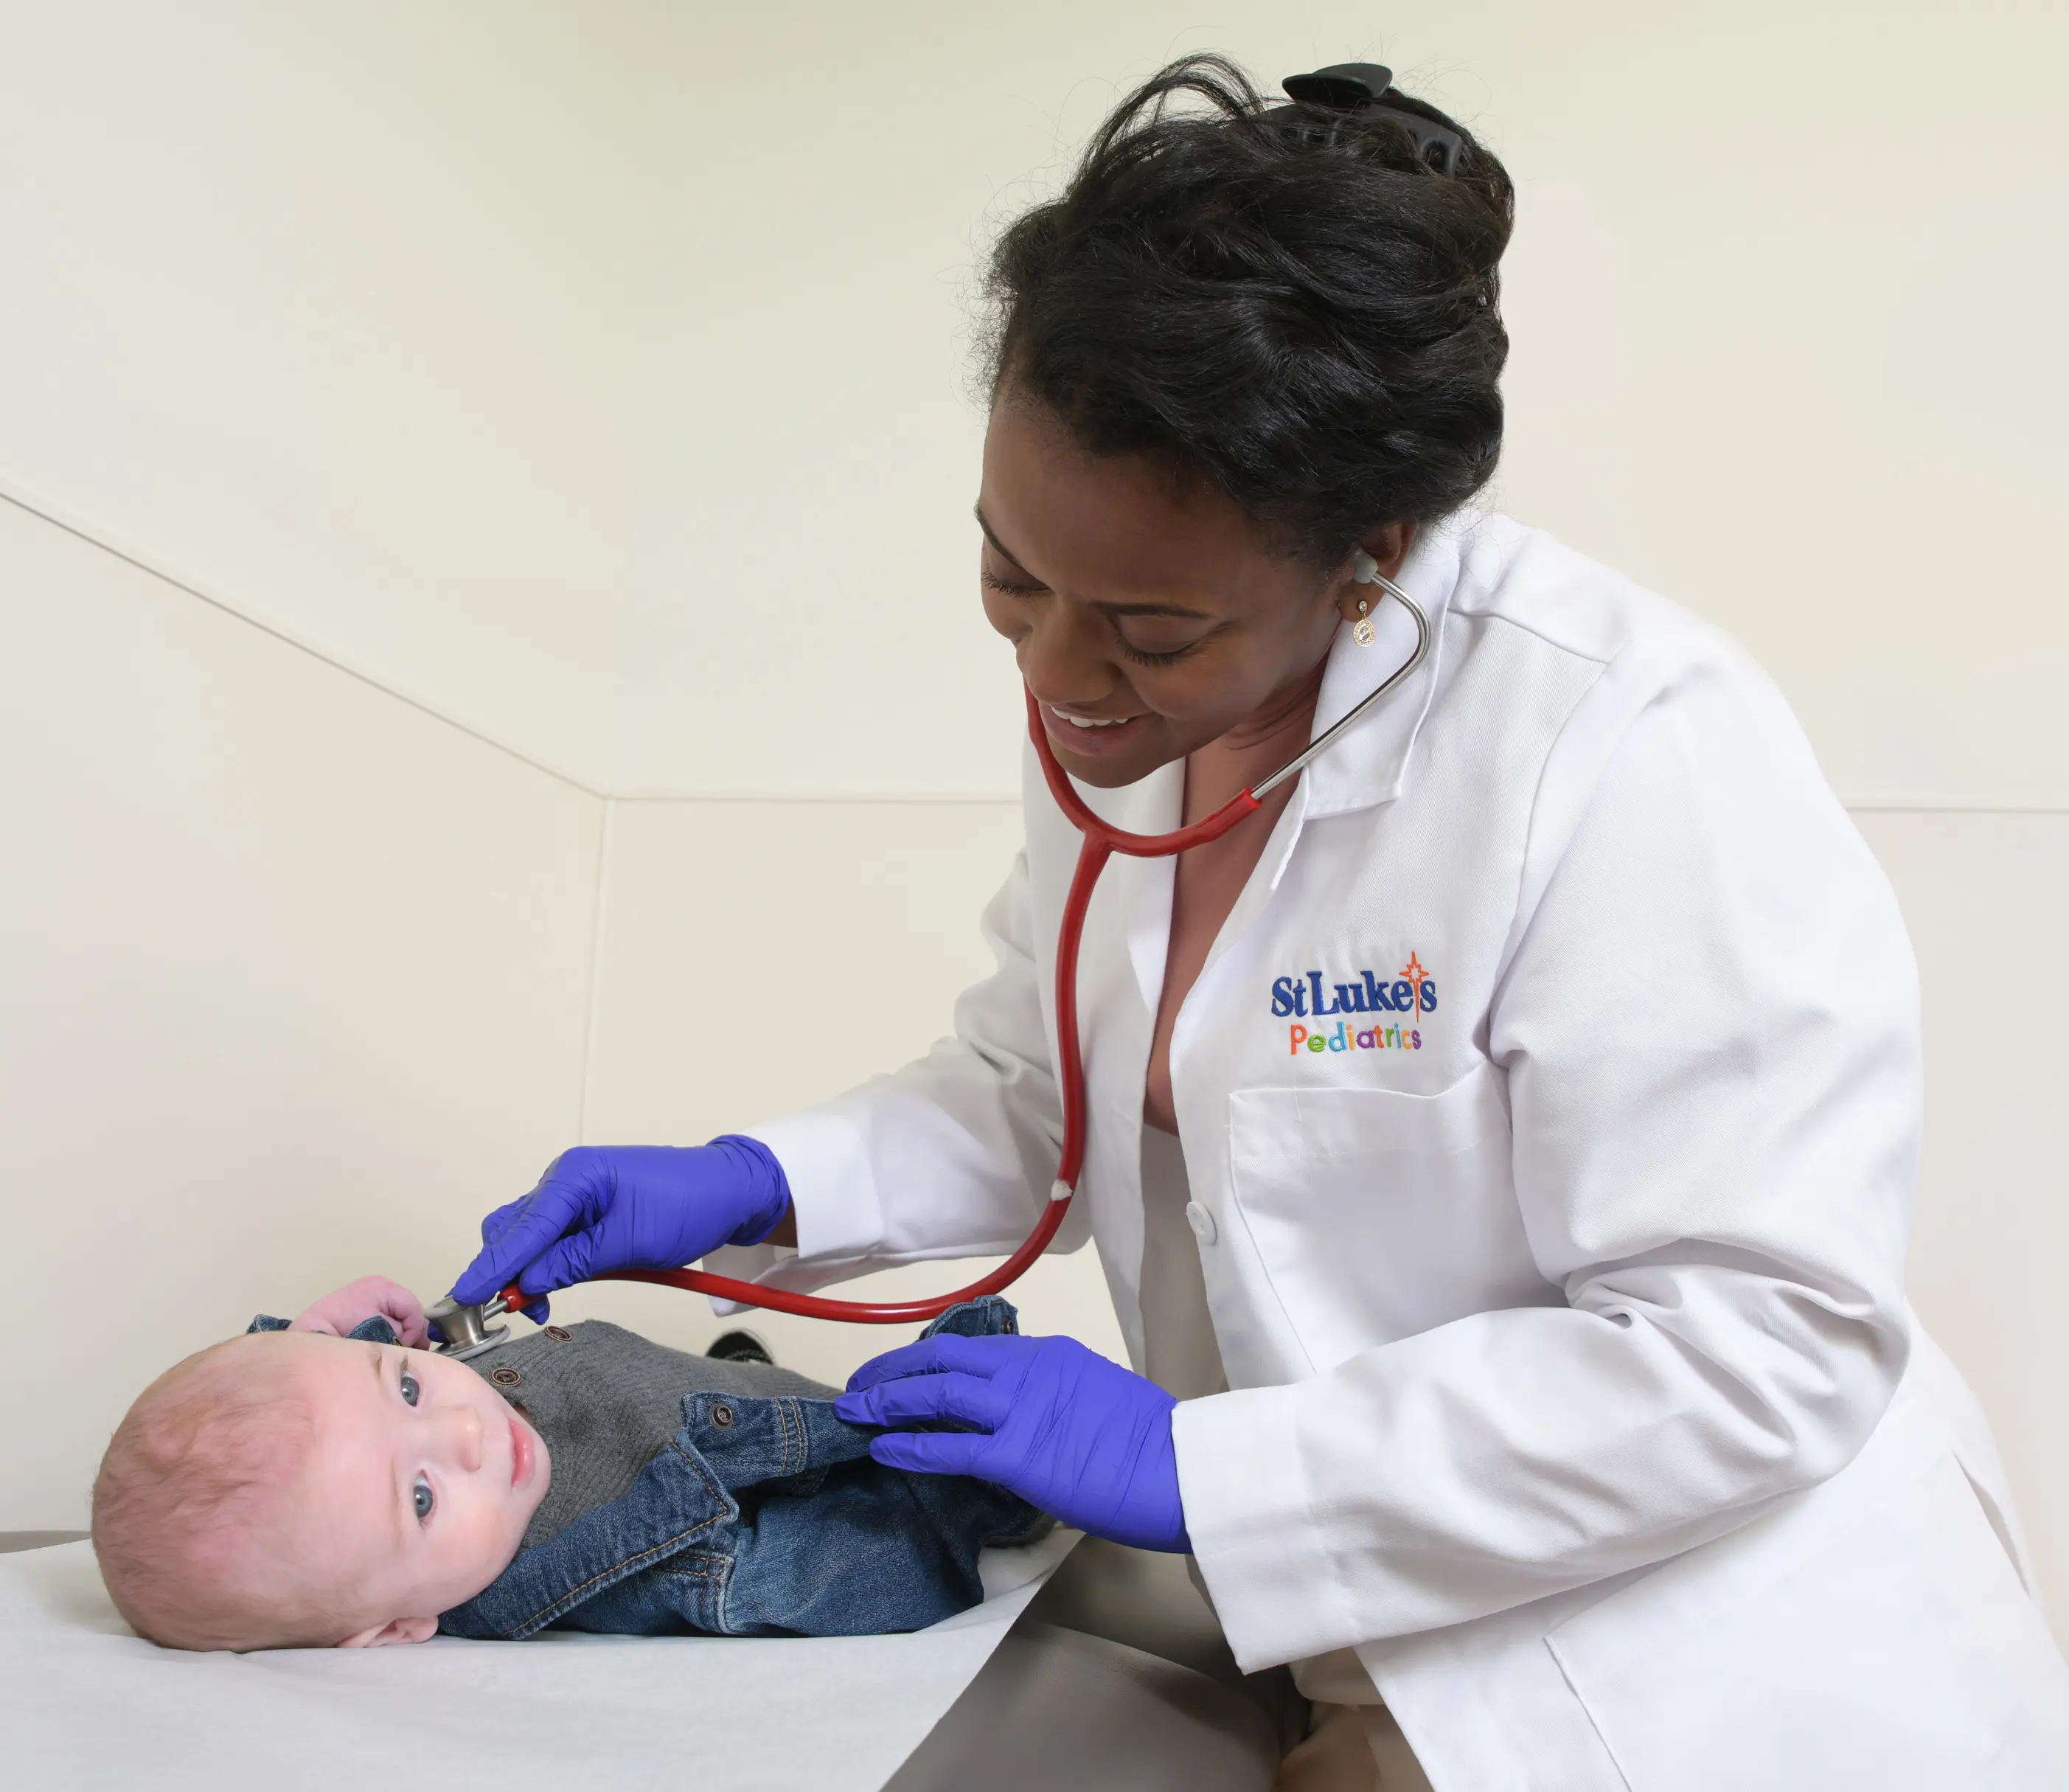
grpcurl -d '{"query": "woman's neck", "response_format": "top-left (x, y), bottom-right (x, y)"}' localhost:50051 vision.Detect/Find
top-left (1180, 656), bottom-right (1328, 824)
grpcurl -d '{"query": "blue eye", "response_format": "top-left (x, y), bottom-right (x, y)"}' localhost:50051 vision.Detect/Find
top-left (414, 1475), bottom-right (434, 1523)
top-left (399, 1370), bottom-right (420, 1408)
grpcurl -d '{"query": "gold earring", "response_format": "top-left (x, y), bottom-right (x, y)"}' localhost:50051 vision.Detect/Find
top-left (1353, 597), bottom-right (1376, 647)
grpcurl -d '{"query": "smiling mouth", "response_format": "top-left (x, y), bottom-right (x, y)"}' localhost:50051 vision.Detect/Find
top-left (1041, 705), bottom-right (1150, 756)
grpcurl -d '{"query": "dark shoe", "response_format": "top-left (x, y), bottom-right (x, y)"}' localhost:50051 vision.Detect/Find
top-left (706, 1329), bottom-right (775, 1366)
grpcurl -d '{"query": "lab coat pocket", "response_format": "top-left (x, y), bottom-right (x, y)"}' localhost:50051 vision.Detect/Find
top-left (1546, 1443), bottom-right (2069, 1792)
top-left (1225, 1062), bottom-right (1552, 1373)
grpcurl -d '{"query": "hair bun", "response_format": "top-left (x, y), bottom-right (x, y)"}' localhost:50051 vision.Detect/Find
top-left (984, 53), bottom-right (1515, 559)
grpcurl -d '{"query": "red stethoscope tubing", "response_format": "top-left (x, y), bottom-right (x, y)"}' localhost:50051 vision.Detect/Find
top-left (491, 576), bottom-right (1425, 1326)
top-left (490, 694), bottom-right (1264, 1325)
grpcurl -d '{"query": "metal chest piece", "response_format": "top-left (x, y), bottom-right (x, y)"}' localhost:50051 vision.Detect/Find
top-left (424, 1291), bottom-right (515, 1361)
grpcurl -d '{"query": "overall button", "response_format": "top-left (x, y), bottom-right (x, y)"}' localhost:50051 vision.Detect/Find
top-left (711, 1402), bottom-right (735, 1428)
top-left (1184, 1202), bottom-right (1217, 1246)
top-left (543, 1324), bottom-right (572, 1341)
top-left (490, 1366), bottom-right (523, 1388)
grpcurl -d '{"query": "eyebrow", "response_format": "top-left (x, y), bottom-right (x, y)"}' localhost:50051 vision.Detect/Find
top-left (973, 504), bottom-right (1216, 621)
top-left (370, 1343), bottom-right (410, 1543)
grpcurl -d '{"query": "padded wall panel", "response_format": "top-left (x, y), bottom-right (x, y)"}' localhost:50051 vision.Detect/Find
top-left (0, 497), bottom-right (603, 1527)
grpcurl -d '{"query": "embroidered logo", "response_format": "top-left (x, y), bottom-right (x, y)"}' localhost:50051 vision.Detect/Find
top-left (1272, 954), bottom-right (1436, 1055)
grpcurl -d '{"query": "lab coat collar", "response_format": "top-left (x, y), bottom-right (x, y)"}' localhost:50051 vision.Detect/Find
top-left (1298, 518), bottom-right (1461, 821)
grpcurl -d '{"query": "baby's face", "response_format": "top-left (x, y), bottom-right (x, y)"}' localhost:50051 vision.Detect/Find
top-left (271, 1332), bottom-right (551, 1645)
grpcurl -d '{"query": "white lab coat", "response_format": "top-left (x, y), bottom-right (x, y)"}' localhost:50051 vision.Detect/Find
top-left (726, 513), bottom-right (2069, 1788)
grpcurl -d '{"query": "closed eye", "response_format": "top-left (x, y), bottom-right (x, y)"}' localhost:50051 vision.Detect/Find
top-left (981, 568), bottom-right (1044, 597)
top-left (1116, 639), bottom-right (1196, 668)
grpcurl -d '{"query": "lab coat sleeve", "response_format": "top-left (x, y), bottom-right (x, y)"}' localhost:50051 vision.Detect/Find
top-left (1177, 641), bottom-right (1919, 1668)
top-left (711, 847), bottom-right (1069, 1288)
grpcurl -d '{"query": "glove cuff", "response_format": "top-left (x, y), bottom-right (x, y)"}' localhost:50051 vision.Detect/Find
top-left (709, 1133), bottom-right (793, 1246)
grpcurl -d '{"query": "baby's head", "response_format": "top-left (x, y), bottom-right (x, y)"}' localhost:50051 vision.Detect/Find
top-left (92, 1329), bottom-right (551, 1650)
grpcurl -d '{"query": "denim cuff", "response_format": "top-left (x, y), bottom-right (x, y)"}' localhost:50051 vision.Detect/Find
top-left (246, 1313), bottom-right (401, 1345)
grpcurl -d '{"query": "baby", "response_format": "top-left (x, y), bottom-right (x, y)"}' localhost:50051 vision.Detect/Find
top-left (91, 1277), bottom-right (1045, 1651)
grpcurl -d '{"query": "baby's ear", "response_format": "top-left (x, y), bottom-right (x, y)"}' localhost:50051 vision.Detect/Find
top-left (338, 1615), bottom-right (438, 1648)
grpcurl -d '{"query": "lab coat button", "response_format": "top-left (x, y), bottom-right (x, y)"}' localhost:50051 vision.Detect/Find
top-left (1185, 1202), bottom-right (1217, 1246)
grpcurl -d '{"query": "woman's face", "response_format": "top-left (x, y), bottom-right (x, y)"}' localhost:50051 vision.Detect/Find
top-left (978, 389), bottom-right (1412, 789)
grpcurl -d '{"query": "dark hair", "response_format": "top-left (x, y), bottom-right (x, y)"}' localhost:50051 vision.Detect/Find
top-left (984, 55), bottom-right (1514, 566)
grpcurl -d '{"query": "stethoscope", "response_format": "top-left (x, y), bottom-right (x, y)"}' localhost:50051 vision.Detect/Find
top-left (430, 557), bottom-right (1429, 1353)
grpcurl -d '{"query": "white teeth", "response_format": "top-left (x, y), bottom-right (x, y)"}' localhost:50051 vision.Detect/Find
top-left (1055, 710), bottom-right (1128, 729)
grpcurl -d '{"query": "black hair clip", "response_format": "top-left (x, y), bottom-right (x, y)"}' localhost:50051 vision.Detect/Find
top-left (1279, 63), bottom-right (1463, 176)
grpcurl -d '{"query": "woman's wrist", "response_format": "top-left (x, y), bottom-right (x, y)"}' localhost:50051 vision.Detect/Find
top-left (709, 1134), bottom-right (794, 1246)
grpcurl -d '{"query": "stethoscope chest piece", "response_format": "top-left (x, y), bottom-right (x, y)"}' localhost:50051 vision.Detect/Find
top-left (424, 1292), bottom-right (514, 1360)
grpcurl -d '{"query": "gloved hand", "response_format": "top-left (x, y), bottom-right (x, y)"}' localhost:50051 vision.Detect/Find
top-left (450, 1138), bottom-right (791, 1318)
top-left (291, 1276), bottom-right (430, 1348)
top-left (833, 1333), bottom-right (1190, 1553)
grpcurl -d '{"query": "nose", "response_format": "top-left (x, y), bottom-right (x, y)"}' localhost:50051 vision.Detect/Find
top-left (438, 1401), bottom-right (485, 1475)
top-left (1016, 596), bottom-right (1122, 711)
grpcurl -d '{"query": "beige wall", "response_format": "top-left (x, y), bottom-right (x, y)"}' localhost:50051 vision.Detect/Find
top-left (1, 2), bottom-right (2062, 802)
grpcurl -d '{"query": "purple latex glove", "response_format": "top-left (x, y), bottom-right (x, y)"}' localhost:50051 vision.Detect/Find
top-left (834, 1333), bottom-right (1190, 1553)
top-left (450, 1138), bottom-right (790, 1319)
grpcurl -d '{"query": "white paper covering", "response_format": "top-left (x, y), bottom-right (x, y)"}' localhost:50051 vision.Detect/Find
top-left (3, 1531), bottom-right (1077, 1791)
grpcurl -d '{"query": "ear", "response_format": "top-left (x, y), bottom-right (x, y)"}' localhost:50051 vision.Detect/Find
top-left (1334, 520), bottom-right (1419, 623)
top-left (337, 1614), bottom-right (439, 1648)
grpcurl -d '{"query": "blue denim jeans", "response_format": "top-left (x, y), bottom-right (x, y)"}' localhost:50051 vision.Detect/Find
top-left (437, 1296), bottom-right (1047, 1639)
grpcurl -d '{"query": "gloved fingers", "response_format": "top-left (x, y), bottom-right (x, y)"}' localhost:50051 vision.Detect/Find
top-left (476, 1193), bottom-right (532, 1248)
top-left (451, 1182), bottom-right (589, 1305)
top-left (866, 1431), bottom-right (989, 1477)
top-left (512, 1228), bottom-right (599, 1299)
top-left (844, 1332), bottom-right (1013, 1393)
top-left (834, 1370), bottom-right (1008, 1433)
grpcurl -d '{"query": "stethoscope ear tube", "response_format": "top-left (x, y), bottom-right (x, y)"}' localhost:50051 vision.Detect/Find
top-left (1251, 573), bottom-right (1428, 799)
top-left (486, 579), bottom-right (1430, 1327)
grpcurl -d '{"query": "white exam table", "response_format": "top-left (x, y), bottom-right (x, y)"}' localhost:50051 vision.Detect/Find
top-left (1, 1529), bottom-right (1284, 1791)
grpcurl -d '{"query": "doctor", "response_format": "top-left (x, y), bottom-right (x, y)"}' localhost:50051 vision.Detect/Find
top-left (455, 57), bottom-right (2069, 1790)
